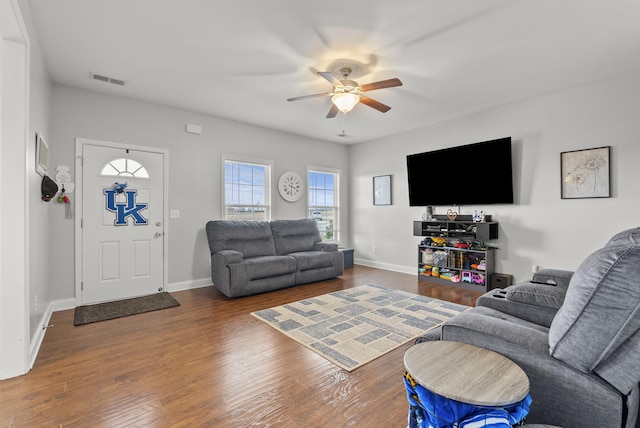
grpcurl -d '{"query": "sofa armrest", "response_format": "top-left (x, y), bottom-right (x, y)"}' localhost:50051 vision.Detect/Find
top-left (506, 282), bottom-right (566, 311)
top-left (532, 268), bottom-right (574, 290)
top-left (476, 282), bottom-right (566, 327)
top-left (314, 242), bottom-right (338, 252)
top-left (211, 250), bottom-right (243, 297)
top-left (213, 249), bottom-right (243, 264)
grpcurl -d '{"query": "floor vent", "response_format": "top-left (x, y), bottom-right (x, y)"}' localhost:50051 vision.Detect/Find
top-left (90, 73), bottom-right (127, 86)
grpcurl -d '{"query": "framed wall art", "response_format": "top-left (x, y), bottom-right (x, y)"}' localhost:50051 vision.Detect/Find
top-left (561, 146), bottom-right (610, 199)
top-left (35, 133), bottom-right (49, 176)
top-left (373, 174), bottom-right (392, 206)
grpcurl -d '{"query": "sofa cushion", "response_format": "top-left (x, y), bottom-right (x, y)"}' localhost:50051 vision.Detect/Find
top-left (228, 255), bottom-right (297, 283)
top-left (289, 251), bottom-right (336, 271)
top-left (270, 219), bottom-right (322, 255)
top-left (549, 227), bottom-right (640, 377)
top-left (206, 220), bottom-right (277, 258)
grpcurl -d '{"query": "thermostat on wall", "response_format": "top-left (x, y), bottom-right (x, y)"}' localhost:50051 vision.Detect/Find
top-left (185, 123), bottom-right (202, 135)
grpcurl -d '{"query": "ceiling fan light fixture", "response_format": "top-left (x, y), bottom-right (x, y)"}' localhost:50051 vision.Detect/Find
top-left (332, 92), bottom-right (360, 113)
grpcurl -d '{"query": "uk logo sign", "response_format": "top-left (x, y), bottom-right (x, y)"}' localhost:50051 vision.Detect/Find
top-left (104, 188), bottom-right (148, 226)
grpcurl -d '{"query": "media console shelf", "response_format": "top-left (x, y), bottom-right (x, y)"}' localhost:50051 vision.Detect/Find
top-left (414, 216), bottom-right (498, 292)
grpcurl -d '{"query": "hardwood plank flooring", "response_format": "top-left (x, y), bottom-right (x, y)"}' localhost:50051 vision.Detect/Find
top-left (0, 266), bottom-right (483, 427)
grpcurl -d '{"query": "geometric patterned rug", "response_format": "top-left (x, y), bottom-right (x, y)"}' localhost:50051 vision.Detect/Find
top-left (251, 284), bottom-right (470, 371)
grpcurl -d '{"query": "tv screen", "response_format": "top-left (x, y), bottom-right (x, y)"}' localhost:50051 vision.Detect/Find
top-left (406, 137), bottom-right (513, 206)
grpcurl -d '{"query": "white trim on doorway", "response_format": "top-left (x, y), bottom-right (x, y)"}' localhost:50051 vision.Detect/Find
top-left (0, 0), bottom-right (31, 380)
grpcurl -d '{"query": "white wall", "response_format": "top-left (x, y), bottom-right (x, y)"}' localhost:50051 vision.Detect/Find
top-left (48, 85), bottom-right (350, 300)
top-left (349, 71), bottom-right (640, 283)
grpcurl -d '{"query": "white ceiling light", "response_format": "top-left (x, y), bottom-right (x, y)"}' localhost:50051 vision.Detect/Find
top-left (331, 92), bottom-right (360, 113)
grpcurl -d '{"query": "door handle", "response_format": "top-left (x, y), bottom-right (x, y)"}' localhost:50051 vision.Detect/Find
top-left (155, 232), bottom-right (163, 237)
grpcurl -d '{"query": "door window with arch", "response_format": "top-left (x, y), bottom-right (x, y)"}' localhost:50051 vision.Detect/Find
top-left (100, 158), bottom-right (150, 178)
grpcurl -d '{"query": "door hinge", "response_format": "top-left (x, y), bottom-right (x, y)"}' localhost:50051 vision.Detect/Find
top-left (81, 282), bottom-right (83, 291)
top-left (81, 219), bottom-right (83, 228)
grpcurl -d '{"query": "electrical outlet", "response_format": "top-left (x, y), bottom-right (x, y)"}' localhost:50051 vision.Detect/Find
top-left (372, 246), bottom-right (377, 253)
top-left (208, 257), bottom-right (211, 266)
top-left (34, 294), bottom-right (38, 311)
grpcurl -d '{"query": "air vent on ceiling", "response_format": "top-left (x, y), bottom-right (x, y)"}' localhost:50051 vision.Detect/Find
top-left (90, 72), bottom-right (127, 86)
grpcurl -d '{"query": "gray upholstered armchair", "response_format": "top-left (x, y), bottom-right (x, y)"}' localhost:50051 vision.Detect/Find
top-left (415, 227), bottom-right (640, 427)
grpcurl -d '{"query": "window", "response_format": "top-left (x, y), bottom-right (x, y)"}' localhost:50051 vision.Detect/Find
top-left (308, 167), bottom-right (340, 241)
top-left (100, 158), bottom-right (149, 178)
top-left (223, 156), bottom-right (272, 221)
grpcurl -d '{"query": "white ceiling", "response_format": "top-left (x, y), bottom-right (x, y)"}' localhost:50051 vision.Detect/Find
top-left (26, 0), bottom-right (640, 144)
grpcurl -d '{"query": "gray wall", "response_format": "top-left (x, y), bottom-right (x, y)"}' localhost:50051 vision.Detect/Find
top-left (20, 0), bottom-right (54, 341)
top-left (350, 70), bottom-right (640, 283)
top-left (48, 85), bottom-right (350, 300)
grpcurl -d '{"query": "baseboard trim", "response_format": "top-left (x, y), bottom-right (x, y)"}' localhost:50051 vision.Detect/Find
top-left (167, 278), bottom-right (212, 293)
top-left (28, 307), bottom-right (53, 372)
top-left (353, 258), bottom-right (416, 275)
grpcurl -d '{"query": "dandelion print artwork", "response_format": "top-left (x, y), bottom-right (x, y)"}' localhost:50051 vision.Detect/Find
top-left (561, 146), bottom-right (610, 199)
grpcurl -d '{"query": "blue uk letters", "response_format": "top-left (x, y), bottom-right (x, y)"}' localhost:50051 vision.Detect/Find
top-left (104, 188), bottom-right (148, 226)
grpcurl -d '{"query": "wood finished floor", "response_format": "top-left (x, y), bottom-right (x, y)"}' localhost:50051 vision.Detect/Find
top-left (0, 266), bottom-right (483, 427)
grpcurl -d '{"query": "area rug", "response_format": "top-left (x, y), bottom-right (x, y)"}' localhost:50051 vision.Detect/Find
top-left (251, 284), bottom-right (469, 371)
top-left (74, 292), bottom-right (180, 326)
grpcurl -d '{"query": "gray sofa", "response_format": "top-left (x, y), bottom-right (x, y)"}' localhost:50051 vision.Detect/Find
top-left (414, 227), bottom-right (640, 428)
top-left (205, 219), bottom-right (344, 298)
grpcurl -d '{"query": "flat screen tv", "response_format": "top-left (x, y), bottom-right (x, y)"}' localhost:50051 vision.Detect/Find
top-left (406, 137), bottom-right (513, 206)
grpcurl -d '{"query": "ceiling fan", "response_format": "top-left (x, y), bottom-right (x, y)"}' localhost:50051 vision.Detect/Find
top-left (287, 67), bottom-right (402, 118)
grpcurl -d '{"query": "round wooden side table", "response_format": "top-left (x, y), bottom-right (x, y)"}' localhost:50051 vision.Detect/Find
top-left (404, 340), bottom-right (530, 425)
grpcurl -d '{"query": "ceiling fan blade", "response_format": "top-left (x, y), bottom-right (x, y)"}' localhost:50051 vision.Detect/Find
top-left (326, 104), bottom-right (339, 119)
top-left (359, 78), bottom-right (403, 92)
top-left (318, 71), bottom-right (344, 87)
top-left (360, 96), bottom-right (391, 113)
top-left (287, 93), bottom-right (332, 102)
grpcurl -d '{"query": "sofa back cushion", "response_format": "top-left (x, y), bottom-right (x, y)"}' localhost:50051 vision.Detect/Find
top-left (270, 219), bottom-right (322, 255)
top-left (206, 220), bottom-right (277, 258)
top-left (549, 227), bottom-right (640, 386)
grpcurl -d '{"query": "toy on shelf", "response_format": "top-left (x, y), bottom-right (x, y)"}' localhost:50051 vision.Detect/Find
top-left (472, 210), bottom-right (485, 222)
top-left (462, 271), bottom-right (473, 283)
top-left (420, 237), bottom-right (434, 246)
top-left (471, 273), bottom-right (485, 285)
top-left (439, 269), bottom-right (454, 280)
top-left (431, 237), bottom-right (447, 247)
top-left (421, 248), bottom-right (434, 265)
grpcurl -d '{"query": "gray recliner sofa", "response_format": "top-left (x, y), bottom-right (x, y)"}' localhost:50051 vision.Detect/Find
top-left (205, 219), bottom-right (344, 298)
top-left (413, 227), bottom-right (640, 427)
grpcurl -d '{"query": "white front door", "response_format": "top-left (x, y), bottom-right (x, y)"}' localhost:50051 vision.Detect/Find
top-left (79, 142), bottom-right (166, 305)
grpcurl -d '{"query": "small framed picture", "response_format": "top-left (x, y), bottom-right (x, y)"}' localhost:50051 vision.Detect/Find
top-left (373, 175), bottom-right (392, 206)
top-left (35, 133), bottom-right (49, 176)
top-left (561, 146), bottom-right (610, 199)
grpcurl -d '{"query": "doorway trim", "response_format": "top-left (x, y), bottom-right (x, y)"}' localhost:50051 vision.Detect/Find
top-left (74, 138), bottom-right (169, 306)
top-left (0, 0), bottom-right (30, 380)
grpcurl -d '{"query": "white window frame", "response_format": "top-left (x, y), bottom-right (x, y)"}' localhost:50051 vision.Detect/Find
top-left (222, 154), bottom-right (273, 221)
top-left (307, 165), bottom-right (341, 243)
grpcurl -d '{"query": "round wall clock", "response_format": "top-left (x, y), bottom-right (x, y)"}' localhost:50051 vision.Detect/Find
top-left (278, 171), bottom-right (303, 202)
